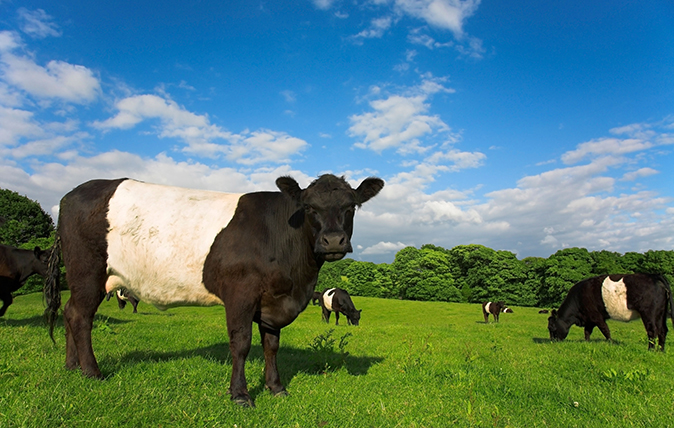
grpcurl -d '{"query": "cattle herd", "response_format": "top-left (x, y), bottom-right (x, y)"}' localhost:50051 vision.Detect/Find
top-left (1, 174), bottom-right (673, 407)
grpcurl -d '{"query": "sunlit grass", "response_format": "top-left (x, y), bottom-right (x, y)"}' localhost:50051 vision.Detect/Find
top-left (1, 292), bottom-right (673, 427)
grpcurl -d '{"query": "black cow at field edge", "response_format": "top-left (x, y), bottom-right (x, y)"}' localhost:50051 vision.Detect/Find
top-left (43, 174), bottom-right (383, 407)
top-left (548, 274), bottom-right (674, 350)
top-left (317, 288), bottom-right (361, 326)
top-left (105, 288), bottom-right (140, 313)
top-left (1, 244), bottom-right (51, 316)
top-left (482, 301), bottom-right (507, 323)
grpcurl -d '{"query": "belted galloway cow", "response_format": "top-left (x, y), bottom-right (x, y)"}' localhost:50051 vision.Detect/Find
top-left (317, 288), bottom-right (361, 326)
top-left (548, 274), bottom-right (673, 350)
top-left (1, 244), bottom-right (51, 316)
top-left (44, 174), bottom-right (384, 407)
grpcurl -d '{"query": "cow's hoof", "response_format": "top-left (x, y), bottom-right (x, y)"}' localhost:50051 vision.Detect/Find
top-left (231, 395), bottom-right (255, 408)
top-left (272, 389), bottom-right (289, 398)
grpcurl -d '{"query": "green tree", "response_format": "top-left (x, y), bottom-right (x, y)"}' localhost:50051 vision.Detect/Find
top-left (591, 250), bottom-right (624, 275)
top-left (539, 248), bottom-right (594, 307)
top-left (392, 246), bottom-right (460, 302)
top-left (0, 188), bottom-right (54, 247)
top-left (638, 250), bottom-right (674, 285)
top-left (316, 258), bottom-right (354, 292)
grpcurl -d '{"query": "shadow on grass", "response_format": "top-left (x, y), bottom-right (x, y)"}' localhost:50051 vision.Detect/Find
top-left (108, 341), bottom-right (383, 401)
top-left (533, 336), bottom-right (621, 345)
top-left (1, 313), bottom-right (131, 328)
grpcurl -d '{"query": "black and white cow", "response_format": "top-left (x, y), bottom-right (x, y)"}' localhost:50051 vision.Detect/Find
top-left (43, 174), bottom-right (383, 407)
top-left (317, 288), bottom-right (361, 326)
top-left (548, 274), bottom-right (674, 350)
top-left (1, 244), bottom-right (50, 316)
top-left (105, 288), bottom-right (140, 313)
top-left (482, 301), bottom-right (507, 323)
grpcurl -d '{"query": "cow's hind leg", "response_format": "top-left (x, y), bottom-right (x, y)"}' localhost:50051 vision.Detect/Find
top-left (259, 325), bottom-right (287, 397)
top-left (63, 278), bottom-right (105, 378)
top-left (584, 323), bottom-right (595, 341)
top-left (0, 290), bottom-right (12, 317)
top-left (641, 317), bottom-right (661, 350)
top-left (225, 305), bottom-right (256, 407)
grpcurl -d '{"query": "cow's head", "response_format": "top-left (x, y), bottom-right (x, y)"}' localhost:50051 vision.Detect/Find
top-left (547, 309), bottom-right (569, 341)
top-left (33, 246), bottom-right (51, 276)
top-left (276, 174), bottom-right (384, 262)
top-left (347, 309), bottom-right (362, 326)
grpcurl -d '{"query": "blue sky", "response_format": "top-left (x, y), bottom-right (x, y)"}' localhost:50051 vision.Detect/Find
top-left (1, 0), bottom-right (673, 263)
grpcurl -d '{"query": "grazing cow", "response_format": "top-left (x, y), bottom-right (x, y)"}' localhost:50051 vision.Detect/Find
top-left (311, 291), bottom-right (322, 306)
top-left (548, 274), bottom-right (673, 350)
top-left (482, 301), bottom-right (507, 323)
top-left (105, 288), bottom-right (139, 313)
top-left (538, 309), bottom-right (549, 314)
top-left (503, 306), bottom-right (513, 314)
top-left (317, 288), bottom-right (361, 326)
top-left (43, 174), bottom-right (383, 407)
top-left (0, 244), bottom-right (50, 316)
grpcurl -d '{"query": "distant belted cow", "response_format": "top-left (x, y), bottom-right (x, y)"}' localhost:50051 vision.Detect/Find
top-left (482, 301), bottom-right (510, 323)
top-left (1, 244), bottom-right (51, 316)
top-left (44, 174), bottom-right (383, 407)
top-left (548, 274), bottom-right (673, 350)
top-left (317, 288), bottom-right (362, 326)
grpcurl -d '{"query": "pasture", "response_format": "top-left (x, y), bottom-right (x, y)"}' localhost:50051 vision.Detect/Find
top-left (1, 292), bottom-right (673, 428)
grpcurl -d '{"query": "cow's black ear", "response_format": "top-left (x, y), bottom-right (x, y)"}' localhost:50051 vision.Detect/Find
top-left (287, 208), bottom-right (305, 229)
top-left (355, 177), bottom-right (384, 205)
top-left (33, 246), bottom-right (42, 257)
top-left (550, 309), bottom-right (557, 317)
top-left (276, 176), bottom-right (302, 202)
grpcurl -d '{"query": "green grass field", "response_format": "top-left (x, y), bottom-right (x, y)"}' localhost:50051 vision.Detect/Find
top-left (2, 292), bottom-right (673, 428)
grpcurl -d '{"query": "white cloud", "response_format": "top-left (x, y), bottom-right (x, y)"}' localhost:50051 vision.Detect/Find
top-left (17, 8), bottom-right (62, 39)
top-left (348, 77), bottom-right (454, 153)
top-left (0, 35), bottom-right (100, 104)
top-left (94, 94), bottom-right (309, 164)
top-left (394, 0), bottom-right (481, 38)
top-left (620, 167), bottom-right (659, 182)
top-left (351, 16), bottom-right (393, 41)
top-left (0, 106), bottom-right (44, 146)
top-left (0, 31), bottom-right (21, 52)
top-left (311, 0), bottom-right (337, 10)
top-left (361, 241), bottom-right (408, 255)
top-left (561, 137), bottom-right (653, 164)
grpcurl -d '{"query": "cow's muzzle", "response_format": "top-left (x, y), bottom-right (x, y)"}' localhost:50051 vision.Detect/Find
top-left (318, 232), bottom-right (351, 261)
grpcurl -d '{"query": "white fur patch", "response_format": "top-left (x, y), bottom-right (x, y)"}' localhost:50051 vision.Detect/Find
top-left (105, 180), bottom-right (242, 310)
top-left (601, 277), bottom-right (640, 322)
top-left (323, 288), bottom-right (336, 311)
top-left (484, 302), bottom-right (491, 313)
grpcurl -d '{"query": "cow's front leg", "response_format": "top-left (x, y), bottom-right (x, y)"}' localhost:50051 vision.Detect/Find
top-left (259, 325), bottom-right (287, 397)
top-left (596, 320), bottom-right (612, 342)
top-left (584, 323), bottom-right (595, 341)
top-left (226, 310), bottom-right (255, 407)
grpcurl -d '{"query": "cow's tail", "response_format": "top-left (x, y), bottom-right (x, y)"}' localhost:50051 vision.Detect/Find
top-left (660, 274), bottom-right (674, 329)
top-left (43, 234), bottom-right (62, 344)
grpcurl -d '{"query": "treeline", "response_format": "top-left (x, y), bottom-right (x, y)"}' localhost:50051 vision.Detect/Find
top-left (317, 244), bottom-right (674, 308)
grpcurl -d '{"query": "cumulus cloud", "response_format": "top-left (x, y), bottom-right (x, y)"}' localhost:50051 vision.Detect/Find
top-left (361, 241), bottom-right (408, 255)
top-left (0, 32), bottom-right (100, 104)
top-left (620, 167), bottom-right (659, 182)
top-left (561, 138), bottom-right (653, 164)
top-left (94, 94), bottom-right (309, 164)
top-left (18, 8), bottom-right (62, 39)
top-left (348, 76), bottom-right (455, 153)
top-left (394, 0), bottom-right (481, 38)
